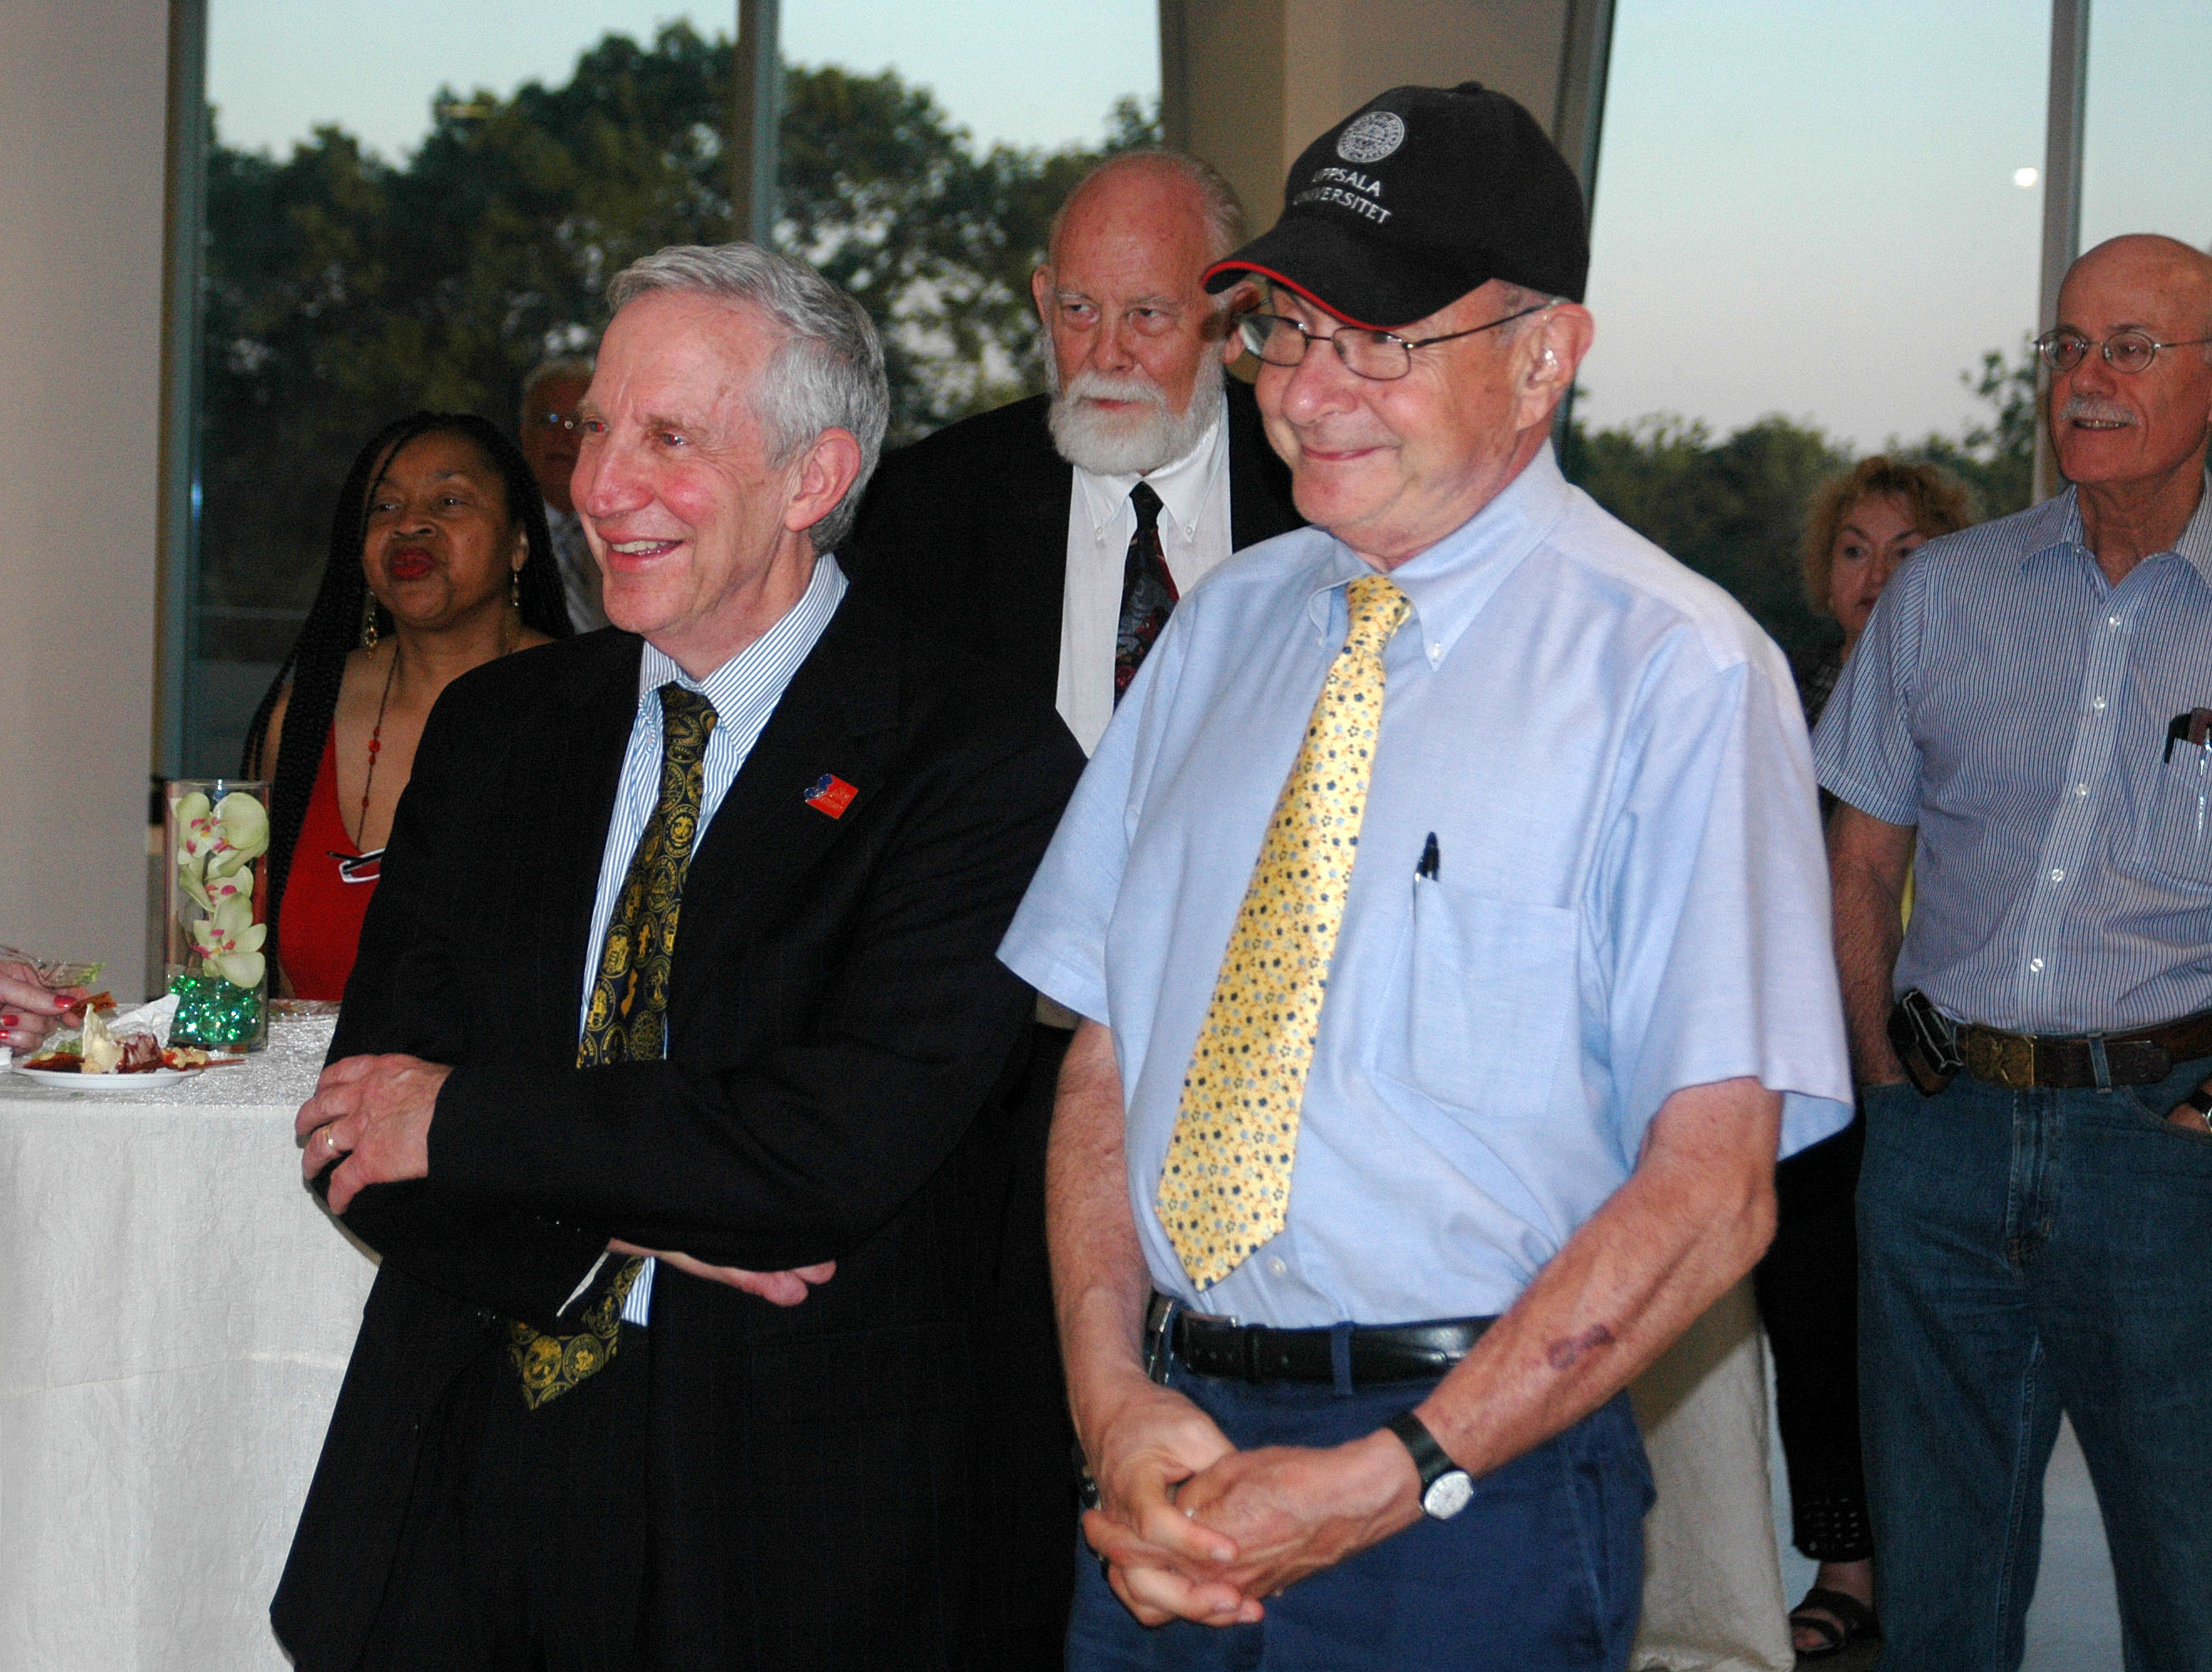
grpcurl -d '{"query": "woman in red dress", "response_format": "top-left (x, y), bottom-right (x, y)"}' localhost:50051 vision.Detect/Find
top-left (243, 413), bottom-right (574, 1000)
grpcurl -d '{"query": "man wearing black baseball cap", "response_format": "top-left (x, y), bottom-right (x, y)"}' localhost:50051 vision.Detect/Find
top-left (1005, 83), bottom-right (1851, 1669)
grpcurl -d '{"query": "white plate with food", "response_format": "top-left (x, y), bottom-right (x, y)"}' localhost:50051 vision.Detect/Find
top-left (8, 1062), bottom-right (203, 1091)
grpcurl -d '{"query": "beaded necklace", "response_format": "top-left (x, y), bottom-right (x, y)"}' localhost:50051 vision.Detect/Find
top-left (352, 649), bottom-right (400, 852)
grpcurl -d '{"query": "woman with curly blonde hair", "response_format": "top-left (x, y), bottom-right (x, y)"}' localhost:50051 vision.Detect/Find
top-left (1795, 457), bottom-right (1975, 719)
top-left (1765, 453), bottom-right (1971, 1659)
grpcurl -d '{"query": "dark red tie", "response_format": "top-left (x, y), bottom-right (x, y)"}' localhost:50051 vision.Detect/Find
top-left (1115, 482), bottom-right (1180, 704)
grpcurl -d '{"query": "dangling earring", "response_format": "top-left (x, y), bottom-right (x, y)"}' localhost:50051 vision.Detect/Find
top-left (511, 568), bottom-right (523, 610)
top-left (360, 590), bottom-right (379, 651)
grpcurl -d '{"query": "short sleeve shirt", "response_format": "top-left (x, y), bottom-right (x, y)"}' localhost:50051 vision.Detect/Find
top-left (1000, 446), bottom-right (1853, 1327)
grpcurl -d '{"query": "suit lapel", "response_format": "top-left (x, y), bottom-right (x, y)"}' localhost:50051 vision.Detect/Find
top-left (1225, 376), bottom-right (1305, 549)
top-left (666, 599), bottom-right (900, 1044)
top-left (990, 398), bottom-right (1073, 692)
top-left (520, 634), bottom-right (643, 1066)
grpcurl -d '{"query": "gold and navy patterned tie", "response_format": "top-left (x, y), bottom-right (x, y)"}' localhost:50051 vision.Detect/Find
top-left (509, 683), bottom-right (718, 1408)
top-left (1156, 574), bottom-right (1409, 1289)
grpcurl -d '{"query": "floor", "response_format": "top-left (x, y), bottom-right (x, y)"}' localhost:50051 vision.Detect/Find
top-left (1769, 1409), bottom-right (2124, 1668)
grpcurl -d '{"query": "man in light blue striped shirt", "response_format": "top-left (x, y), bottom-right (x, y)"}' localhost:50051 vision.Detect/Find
top-left (1816, 233), bottom-right (2212, 1670)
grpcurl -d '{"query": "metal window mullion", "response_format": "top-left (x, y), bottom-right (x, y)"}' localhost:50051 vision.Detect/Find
top-left (731, 0), bottom-right (782, 246)
top-left (2034, 0), bottom-right (2090, 505)
top-left (157, 0), bottom-right (210, 777)
top-left (1550, 0), bottom-right (1619, 462)
top-left (1552, 0), bottom-right (1618, 216)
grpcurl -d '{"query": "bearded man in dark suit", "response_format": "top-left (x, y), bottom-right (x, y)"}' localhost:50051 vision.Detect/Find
top-left (846, 149), bottom-right (1303, 751)
top-left (274, 242), bottom-right (1082, 1672)
top-left (841, 149), bottom-right (1305, 1660)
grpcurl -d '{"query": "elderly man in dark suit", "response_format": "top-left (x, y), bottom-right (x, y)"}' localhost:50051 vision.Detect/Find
top-left (843, 149), bottom-right (1304, 1659)
top-left (847, 149), bottom-right (1303, 749)
top-left (274, 242), bottom-right (1082, 1671)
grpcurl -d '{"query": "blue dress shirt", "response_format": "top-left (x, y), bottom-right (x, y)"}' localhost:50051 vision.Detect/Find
top-left (1814, 476), bottom-right (2212, 1034)
top-left (1000, 446), bottom-right (1852, 1328)
top-left (579, 553), bottom-right (848, 1323)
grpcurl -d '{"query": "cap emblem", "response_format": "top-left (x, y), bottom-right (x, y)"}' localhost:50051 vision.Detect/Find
top-left (1336, 111), bottom-right (1406, 164)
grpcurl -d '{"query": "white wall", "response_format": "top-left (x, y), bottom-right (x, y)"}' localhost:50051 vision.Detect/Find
top-left (0, 1), bottom-right (170, 998)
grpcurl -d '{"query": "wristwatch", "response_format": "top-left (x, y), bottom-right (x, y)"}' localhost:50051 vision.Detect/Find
top-left (1385, 1409), bottom-right (1473, 1520)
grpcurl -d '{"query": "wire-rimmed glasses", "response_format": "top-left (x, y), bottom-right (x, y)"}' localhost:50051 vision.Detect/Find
top-left (2034, 328), bottom-right (2212, 375)
top-left (1236, 303), bottom-right (1549, 381)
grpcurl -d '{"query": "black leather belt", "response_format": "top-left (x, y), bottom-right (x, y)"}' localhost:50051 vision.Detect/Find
top-left (1955, 1009), bottom-right (2212, 1091)
top-left (1158, 1297), bottom-right (1496, 1386)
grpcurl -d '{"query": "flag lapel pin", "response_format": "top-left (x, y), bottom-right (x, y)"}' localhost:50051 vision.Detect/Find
top-left (804, 773), bottom-right (858, 819)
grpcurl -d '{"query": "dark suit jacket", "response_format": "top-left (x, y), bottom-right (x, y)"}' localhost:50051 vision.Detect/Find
top-left (271, 594), bottom-right (1084, 1671)
top-left (844, 378), bottom-right (1304, 706)
top-left (839, 379), bottom-right (1301, 1663)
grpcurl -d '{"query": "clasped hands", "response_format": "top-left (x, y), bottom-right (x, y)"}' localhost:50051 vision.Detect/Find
top-left (295, 1053), bottom-right (834, 1307)
top-left (1079, 1369), bottom-right (1425, 1628)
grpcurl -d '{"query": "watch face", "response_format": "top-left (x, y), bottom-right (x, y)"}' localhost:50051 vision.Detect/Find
top-left (1423, 1470), bottom-right (1474, 1519)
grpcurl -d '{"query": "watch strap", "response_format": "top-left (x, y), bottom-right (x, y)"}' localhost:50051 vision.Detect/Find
top-left (2184, 1084), bottom-right (2212, 1117)
top-left (1385, 1409), bottom-right (1454, 1491)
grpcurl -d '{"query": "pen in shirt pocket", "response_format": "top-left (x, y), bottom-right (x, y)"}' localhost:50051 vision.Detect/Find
top-left (1416, 832), bottom-right (1440, 880)
top-left (2164, 710), bottom-right (2212, 844)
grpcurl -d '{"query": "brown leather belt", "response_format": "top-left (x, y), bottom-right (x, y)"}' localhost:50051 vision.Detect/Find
top-left (1160, 1300), bottom-right (1495, 1385)
top-left (1956, 1009), bottom-right (2212, 1091)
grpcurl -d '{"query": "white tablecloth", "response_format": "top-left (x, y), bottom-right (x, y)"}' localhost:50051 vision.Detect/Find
top-left (0, 1017), bottom-right (378, 1670)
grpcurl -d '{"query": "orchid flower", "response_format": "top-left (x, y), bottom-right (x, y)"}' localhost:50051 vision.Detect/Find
top-left (186, 895), bottom-right (268, 990)
top-left (205, 792), bottom-right (271, 879)
top-left (174, 789), bottom-right (271, 913)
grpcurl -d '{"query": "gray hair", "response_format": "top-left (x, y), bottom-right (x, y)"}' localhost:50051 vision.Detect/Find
top-left (606, 242), bottom-right (889, 553)
top-left (518, 354), bottom-right (596, 426)
top-left (1047, 150), bottom-right (1247, 279)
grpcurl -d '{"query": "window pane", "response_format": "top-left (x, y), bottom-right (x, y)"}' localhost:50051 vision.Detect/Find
top-left (186, 2), bottom-right (1155, 777)
top-left (1571, 0), bottom-right (2047, 660)
top-left (2079, 0), bottom-right (2212, 253)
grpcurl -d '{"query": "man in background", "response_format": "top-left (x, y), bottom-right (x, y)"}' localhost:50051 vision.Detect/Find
top-left (844, 146), bottom-right (1303, 1661)
top-left (517, 354), bottom-right (605, 632)
top-left (1818, 232), bottom-right (2212, 1669)
top-left (846, 147), bottom-right (1302, 752)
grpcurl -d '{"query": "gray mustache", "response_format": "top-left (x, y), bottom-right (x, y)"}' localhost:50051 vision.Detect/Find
top-left (2062, 395), bottom-right (2135, 425)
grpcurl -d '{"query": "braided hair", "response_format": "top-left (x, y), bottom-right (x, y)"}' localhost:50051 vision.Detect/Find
top-left (241, 410), bottom-right (574, 935)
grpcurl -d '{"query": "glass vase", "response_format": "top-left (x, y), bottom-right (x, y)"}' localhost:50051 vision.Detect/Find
top-left (165, 777), bottom-right (273, 1052)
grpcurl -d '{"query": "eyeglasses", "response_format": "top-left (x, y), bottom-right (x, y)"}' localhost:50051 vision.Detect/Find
top-left (2033, 328), bottom-right (2212, 375)
top-left (529, 410), bottom-right (581, 431)
top-left (1236, 303), bottom-right (1549, 381)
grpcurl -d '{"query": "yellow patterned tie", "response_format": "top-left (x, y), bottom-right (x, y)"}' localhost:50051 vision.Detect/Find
top-left (509, 683), bottom-right (717, 1408)
top-left (1158, 573), bottom-right (1409, 1289)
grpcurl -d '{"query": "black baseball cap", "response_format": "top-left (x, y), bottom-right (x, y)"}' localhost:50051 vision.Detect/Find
top-left (1202, 82), bottom-right (1589, 329)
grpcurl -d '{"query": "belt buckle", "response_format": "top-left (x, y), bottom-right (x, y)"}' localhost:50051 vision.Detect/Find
top-left (1970, 1030), bottom-right (2037, 1090)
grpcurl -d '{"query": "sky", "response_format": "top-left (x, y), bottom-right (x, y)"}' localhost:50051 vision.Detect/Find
top-left (206, 0), bottom-right (2211, 453)
top-left (205, 1), bottom-right (1160, 158)
top-left (1580, 0), bottom-right (2212, 447)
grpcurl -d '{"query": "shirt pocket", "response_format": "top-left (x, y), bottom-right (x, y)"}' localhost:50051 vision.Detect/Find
top-left (2124, 749), bottom-right (2212, 888)
top-left (1377, 876), bottom-right (1578, 1123)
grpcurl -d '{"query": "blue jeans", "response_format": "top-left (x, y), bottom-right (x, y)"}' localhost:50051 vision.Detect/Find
top-left (1858, 1060), bottom-right (2212, 1671)
top-left (1066, 1362), bottom-right (1652, 1671)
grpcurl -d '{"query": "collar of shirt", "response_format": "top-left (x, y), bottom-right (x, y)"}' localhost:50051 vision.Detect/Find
top-left (632, 552), bottom-right (847, 761)
top-left (2021, 472), bottom-right (2212, 594)
top-left (1069, 407), bottom-right (1226, 548)
top-left (1300, 441), bottom-right (1574, 669)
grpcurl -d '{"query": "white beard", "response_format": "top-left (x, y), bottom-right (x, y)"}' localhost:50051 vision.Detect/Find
top-left (1047, 353), bottom-right (1226, 477)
